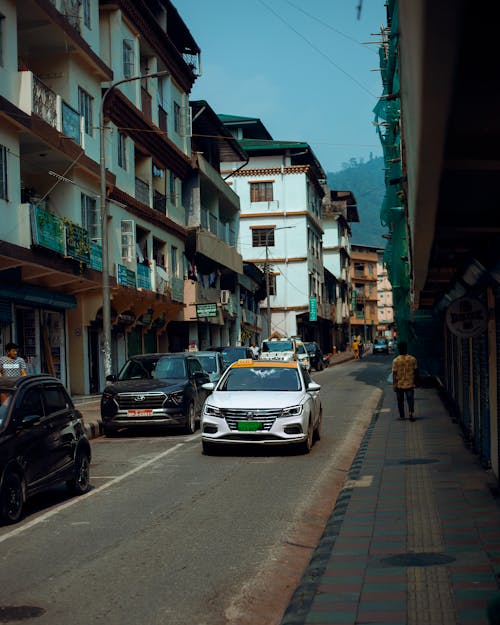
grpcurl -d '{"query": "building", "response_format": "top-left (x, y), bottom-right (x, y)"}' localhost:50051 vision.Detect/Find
top-left (0, 0), bottom-right (212, 393)
top-left (376, 250), bottom-right (394, 336)
top-left (322, 189), bottom-right (359, 352)
top-left (349, 245), bottom-right (379, 342)
top-left (219, 115), bottom-right (329, 347)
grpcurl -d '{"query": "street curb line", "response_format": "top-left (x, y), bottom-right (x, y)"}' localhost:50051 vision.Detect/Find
top-left (83, 420), bottom-right (103, 440)
top-left (280, 387), bottom-right (385, 625)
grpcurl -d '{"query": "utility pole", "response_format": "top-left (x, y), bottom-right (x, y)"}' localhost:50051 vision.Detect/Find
top-left (100, 70), bottom-right (169, 380)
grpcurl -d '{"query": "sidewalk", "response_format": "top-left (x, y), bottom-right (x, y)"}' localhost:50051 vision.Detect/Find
top-left (281, 383), bottom-right (500, 625)
top-left (72, 350), bottom-right (356, 440)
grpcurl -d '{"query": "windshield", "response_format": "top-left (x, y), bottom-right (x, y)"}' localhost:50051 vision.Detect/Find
top-left (221, 348), bottom-right (247, 365)
top-left (219, 367), bottom-right (301, 392)
top-left (153, 358), bottom-right (186, 379)
top-left (305, 343), bottom-right (316, 354)
top-left (118, 359), bottom-right (157, 380)
top-left (197, 355), bottom-right (218, 374)
top-left (261, 341), bottom-right (294, 353)
top-left (0, 390), bottom-right (13, 426)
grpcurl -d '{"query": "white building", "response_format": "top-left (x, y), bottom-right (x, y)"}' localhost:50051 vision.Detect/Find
top-left (377, 251), bottom-right (394, 333)
top-left (219, 115), bottom-right (330, 347)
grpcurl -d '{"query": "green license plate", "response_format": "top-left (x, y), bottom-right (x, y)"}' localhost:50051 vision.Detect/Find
top-left (238, 421), bottom-right (263, 431)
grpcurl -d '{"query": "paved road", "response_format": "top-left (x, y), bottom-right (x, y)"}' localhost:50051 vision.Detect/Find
top-left (0, 356), bottom-right (390, 625)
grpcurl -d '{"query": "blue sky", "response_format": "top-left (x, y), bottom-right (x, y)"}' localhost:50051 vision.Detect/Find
top-left (173, 0), bottom-right (386, 173)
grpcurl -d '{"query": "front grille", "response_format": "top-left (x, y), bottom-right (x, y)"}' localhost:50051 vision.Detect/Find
top-left (116, 392), bottom-right (167, 410)
top-left (220, 408), bottom-right (282, 431)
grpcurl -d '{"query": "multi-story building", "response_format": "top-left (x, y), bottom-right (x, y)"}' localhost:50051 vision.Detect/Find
top-left (0, 0), bottom-right (222, 393)
top-left (182, 100), bottom-right (263, 349)
top-left (219, 115), bottom-right (329, 346)
top-left (322, 189), bottom-right (359, 352)
top-left (376, 251), bottom-right (394, 336)
top-left (349, 244), bottom-right (379, 342)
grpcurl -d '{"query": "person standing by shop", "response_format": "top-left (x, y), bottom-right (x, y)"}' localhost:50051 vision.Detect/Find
top-left (0, 343), bottom-right (28, 377)
top-left (392, 341), bottom-right (418, 421)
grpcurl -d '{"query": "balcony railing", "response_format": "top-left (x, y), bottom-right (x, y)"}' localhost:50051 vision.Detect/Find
top-left (158, 106), bottom-right (168, 134)
top-left (135, 177), bottom-right (150, 205)
top-left (153, 190), bottom-right (167, 214)
top-left (141, 87), bottom-right (152, 121)
top-left (20, 72), bottom-right (84, 146)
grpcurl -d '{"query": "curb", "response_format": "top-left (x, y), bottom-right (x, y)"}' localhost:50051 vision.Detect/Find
top-left (83, 420), bottom-right (104, 440)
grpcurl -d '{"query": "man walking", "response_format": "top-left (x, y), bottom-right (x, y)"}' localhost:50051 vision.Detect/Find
top-left (392, 341), bottom-right (418, 421)
top-left (0, 342), bottom-right (28, 377)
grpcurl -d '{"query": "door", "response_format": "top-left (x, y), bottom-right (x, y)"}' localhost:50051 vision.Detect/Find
top-left (41, 383), bottom-right (75, 477)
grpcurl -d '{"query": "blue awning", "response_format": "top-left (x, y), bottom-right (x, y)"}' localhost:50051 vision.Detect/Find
top-left (0, 286), bottom-right (77, 310)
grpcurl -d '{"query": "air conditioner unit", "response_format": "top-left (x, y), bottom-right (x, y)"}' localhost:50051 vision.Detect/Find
top-left (220, 290), bottom-right (230, 305)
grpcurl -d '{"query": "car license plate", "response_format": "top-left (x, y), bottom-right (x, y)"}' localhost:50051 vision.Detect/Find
top-left (127, 409), bottom-right (153, 417)
top-left (238, 421), bottom-right (263, 431)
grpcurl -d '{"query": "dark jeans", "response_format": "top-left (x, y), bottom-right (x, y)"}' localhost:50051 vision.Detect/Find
top-left (396, 387), bottom-right (415, 418)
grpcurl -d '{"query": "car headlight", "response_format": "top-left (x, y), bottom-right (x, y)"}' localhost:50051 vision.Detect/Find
top-left (204, 404), bottom-right (222, 417)
top-left (280, 405), bottom-right (303, 417)
top-left (167, 391), bottom-right (184, 405)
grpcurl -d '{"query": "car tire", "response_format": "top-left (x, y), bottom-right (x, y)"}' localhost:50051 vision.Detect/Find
top-left (67, 451), bottom-right (90, 495)
top-left (184, 403), bottom-right (196, 434)
top-left (313, 410), bottom-right (322, 442)
top-left (299, 420), bottom-right (313, 454)
top-left (202, 440), bottom-right (217, 455)
top-left (1, 472), bottom-right (24, 524)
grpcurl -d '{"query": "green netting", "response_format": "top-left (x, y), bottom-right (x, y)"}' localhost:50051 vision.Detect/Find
top-left (373, 0), bottom-right (410, 344)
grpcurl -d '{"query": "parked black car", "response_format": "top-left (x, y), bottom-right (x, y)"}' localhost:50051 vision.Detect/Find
top-left (101, 353), bottom-right (211, 436)
top-left (303, 342), bottom-right (325, 371)
top-left (0, 375), bottom-right (91, 524)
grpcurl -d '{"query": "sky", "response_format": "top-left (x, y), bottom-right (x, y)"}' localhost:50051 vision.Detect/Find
top-left (172, 0), bottom-right (387, 174)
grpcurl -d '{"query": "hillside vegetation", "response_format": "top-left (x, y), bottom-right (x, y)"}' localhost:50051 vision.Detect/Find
top-left (327, 156), bottom-right (387, 248)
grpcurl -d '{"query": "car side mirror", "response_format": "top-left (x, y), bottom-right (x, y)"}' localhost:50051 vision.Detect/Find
top-left (106, 374), bottom-right (117, 383)
top-left (202, 382), bottom-right (215, 393)
top-left (308, 382), bottom-right (321, 392)
top-left (21, 413), bottom-right (41, 428)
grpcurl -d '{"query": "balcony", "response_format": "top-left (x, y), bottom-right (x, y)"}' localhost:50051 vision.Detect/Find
top-left (19, 72), bottom-right (84, 146)
top-left (153, 191), bottom-right (167, 214)
top-left (141, 87), bottom-right (152, 121)
top-left (158, 106), bottom-right (168, 134)
top-left (194, 229), bottom-right (243, 275)
top-left (135, 177), bottom-right (150, 205)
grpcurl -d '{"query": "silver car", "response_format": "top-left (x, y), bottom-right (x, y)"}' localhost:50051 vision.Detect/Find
top-left (201, 360), bottom-right (322, 455)
top-left (196, 351), bottom-right (226, 384)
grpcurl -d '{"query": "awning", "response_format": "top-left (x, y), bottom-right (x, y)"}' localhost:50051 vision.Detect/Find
top-left (0, 286), bottom-right (77, 309)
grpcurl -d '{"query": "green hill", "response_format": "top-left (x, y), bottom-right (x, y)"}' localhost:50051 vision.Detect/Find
top-left (327, 156), bottom-right (387, 248)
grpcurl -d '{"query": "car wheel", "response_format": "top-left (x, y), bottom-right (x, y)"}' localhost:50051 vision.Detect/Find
top-left (1, 472), bottom-right (24, 524)
top-left (313, 410), bottom-right (322, 442)
top-left (202, 440), bottom-right (217, 455)
top-left (299, 420), bottom-right (314, 454)
top-left (184, 403), bottom-right (196, 434)
top-left (67, 451), bottom-right (90, 495)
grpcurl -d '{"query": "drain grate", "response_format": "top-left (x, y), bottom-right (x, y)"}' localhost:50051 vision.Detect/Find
top-left (380, 552), bottom-right (455, 567)
top-left (0, 606), bottom-right (45, 622)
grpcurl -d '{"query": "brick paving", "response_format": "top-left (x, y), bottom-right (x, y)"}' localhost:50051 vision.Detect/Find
top-left (281, 383), bottom-right (500, 625)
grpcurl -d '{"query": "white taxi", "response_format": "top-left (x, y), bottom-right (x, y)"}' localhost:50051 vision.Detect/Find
top-left (200, 359), bottom-right (322, 454)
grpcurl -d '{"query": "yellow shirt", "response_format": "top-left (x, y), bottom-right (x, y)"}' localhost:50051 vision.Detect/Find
top-left (392, 354), bottom-right (418, 389)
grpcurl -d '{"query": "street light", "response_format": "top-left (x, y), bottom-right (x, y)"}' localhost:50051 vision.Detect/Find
top-left (264, 226), bottom-right (294, 338)
top-left (100, 70), bottom-right (169, 379)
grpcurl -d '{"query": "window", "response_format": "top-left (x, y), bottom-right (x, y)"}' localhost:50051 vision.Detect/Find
top-left (171, 246), bottom-right (178, 277)
top-left (250, 182), bottom-right (273, 202)
top-left (173, 102), bottom-right (181, 133)
top-left (78, 87), bottom-right (93, 136)
top-left (82, 0), bottom-right (91, 29)
top-left (0, 14), bottom-right (4, 67)
top-left (42, 385), bottom-right (69, 414)
top-left (121, 220), bottom-right (135, 262)
top-left (118, 132), bottom-right (127, 170)
top-left (0, 145), bottom-right (7, 200)
top-left (252, 227), bottom-right (274, 247)
top-left (81, 193), bottom-right (99, 241)
top-left (267, 274), bottom-right (277, 296)
top-left (123, 39), bottom-right (135, 79)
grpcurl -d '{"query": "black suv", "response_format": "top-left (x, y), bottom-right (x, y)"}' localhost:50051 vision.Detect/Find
top-left (0, 375), bottom-right (91, 524)
top-left (101, 353), bottom-right (211, 436)
top-left (304, 342), bottom-right (325, 371)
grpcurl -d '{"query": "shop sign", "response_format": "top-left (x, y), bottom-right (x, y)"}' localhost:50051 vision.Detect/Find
top-left (445, 296), bottom-right (487, 338)
top-left (90, 242), bottom-right (102, 272)
top-left (65, 222), bottom-right (90, 264)
top-left (137, 263), bottom-right (151, 290)
top-left (196, 303), bottom-right (218, 318)
top-left (116, 263), bottom-right (136, 288)
top-left (31, 205), bottom-right (65, 254)
top-left (309, 297), bottom-right (317, 321)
